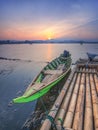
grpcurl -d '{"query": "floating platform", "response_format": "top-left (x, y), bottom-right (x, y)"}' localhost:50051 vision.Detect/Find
top-left (40, 59), bottom-right (98, 130)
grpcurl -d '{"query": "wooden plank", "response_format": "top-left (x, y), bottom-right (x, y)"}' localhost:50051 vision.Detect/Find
top-left (47, 74), bottom-right (59, 82)
top-left (43, 70), bottom-right (63, 75)
top-left (42, 75), bottom-right (51, 83)
top-left (23, 83), bottom-right (45, 96)
top-left (30, 83), bottom-right (45, 91)
top-left (42, 74), bottom-right (59, 83)
top-left (57, 64), bottom-right (65, 70)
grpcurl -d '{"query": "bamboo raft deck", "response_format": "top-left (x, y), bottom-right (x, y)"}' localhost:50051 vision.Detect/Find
top-left (40, 59), bottom-right (98, 130)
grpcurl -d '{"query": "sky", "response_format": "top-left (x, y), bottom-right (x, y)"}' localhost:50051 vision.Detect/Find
top-left (0, 0), bottom-right (98, 40)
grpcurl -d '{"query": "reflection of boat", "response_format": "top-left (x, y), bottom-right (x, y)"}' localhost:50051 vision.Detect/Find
top-left (13, 50), bottom-right (72, 103)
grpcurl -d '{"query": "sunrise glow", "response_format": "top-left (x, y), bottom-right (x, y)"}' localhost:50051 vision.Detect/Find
top-left (0, 0), bottom-right (98, 41)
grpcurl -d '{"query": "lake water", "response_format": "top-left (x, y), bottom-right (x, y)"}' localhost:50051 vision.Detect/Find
top-left (0, 43), bottom-right (98, 130)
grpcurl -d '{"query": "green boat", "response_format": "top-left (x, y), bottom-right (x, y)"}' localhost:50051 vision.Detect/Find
top-left (13, 50), bottom-right (72, 103)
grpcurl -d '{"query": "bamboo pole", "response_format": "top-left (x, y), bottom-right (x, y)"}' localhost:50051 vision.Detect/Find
top-left (40, 68), bottom-right (75, 130)
top-left (63, 72), bottom-right (81, 128)
top-left (72, 68), bottom-right (86, 130)
top-left (55, 72), bottom-right (77, 125)
top-left (77, 71), bottom-right (85, 130)
top-left (94, 74), bottom-right (98, 94)
top-left (84, 72), bottom-right (93, 130)
top-left (78, 64), bottom-right (98, 68)
top-left (90, 74), bottom-right (98, 130)
top-left (56, 125), bottom-right (74, 130)
top-left (75, 70), bottom-right (96, 74)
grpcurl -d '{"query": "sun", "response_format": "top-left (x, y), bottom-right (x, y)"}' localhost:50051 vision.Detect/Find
top-left (43, 29), bottom-right (53, 40)
top-left (48, 37), bottom-right (51, 40)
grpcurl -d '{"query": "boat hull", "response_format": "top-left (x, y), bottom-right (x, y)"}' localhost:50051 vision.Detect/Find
top-left (13, 67), bottom-right (71, 103)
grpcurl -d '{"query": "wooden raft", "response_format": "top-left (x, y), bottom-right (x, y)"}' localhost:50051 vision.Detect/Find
top-left (40, 59), bottom-right (98, 130)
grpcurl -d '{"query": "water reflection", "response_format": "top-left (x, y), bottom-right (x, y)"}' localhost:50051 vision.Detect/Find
top-left (46, 44), bottom-right (52, 61)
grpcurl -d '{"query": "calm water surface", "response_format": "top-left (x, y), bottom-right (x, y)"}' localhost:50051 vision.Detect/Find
top-left (0, 43), bottom-right (98, 130)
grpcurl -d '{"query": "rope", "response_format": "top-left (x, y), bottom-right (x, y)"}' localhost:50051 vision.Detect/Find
top-left (39, 97), bottom-right (48, 115)
top-left (47, 115), bottom-right (57, 130)
top-left (39, 96), bottom-right (66, 130)
top-left (39, 97), bottom-right (58, 130)
top-left (34, 82), bottom-right (64, 130)
top-left (37, 88), bottom-right (58, 130)
top-left (58, 118), bottom-right (65, 130)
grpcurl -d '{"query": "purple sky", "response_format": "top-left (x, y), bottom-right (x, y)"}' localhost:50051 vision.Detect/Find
top-left (0, 0), bottom-right (98, 40)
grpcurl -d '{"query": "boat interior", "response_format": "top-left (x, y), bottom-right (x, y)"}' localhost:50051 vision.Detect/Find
top-left (24, 56), bottom-right (71, 96)
top-left (37, 57), bottom-right (71, 84)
